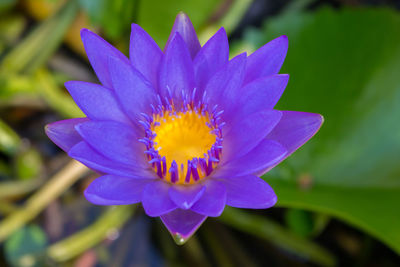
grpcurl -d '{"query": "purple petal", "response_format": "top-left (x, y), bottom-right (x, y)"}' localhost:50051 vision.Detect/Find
top-left (190, 180), bottom-right (227, 217)
top-left (217, 175), bottom-right (277, 209)
top-left (160, 209), bottom-right (207, 243)
top-left (142, 181), bottom-right (177, 217)
top-left (130, 24), bottom-right (163, 89)
top-left (168, 184), bottom-right (205, 210)
top-left (235, 74), bottom-right (289, 120)
top-left (84, 175), bottom-right (153, 205)
top-left (108, 56), bottom-right (156, 121)
top-left (69, 141), bottom-right (155, 178)
top-left (222, 110), bottom-right (282, 162)
top-left (266, 111), bottom-right (324, 155)
top-left (193, 28), bottom-right (229, 96)
top-left (215, 139), bottom-right (287, 177)
top-left (204, 53), bottom-right (246, 111)
top-left (244, 35), bottom-right (288, 84)
top-left (45, 118), bottom-right (88, 152)
top-left (65, 81), bottom-right (131, 125)
top-left (75, 121), bottom-right (146, 167)
top-left (165, 12), bottom-right (201, 59)
top-left (159, 33), bottom-right (195, 102)
top-left (81, 29), bottom-right (129, 88)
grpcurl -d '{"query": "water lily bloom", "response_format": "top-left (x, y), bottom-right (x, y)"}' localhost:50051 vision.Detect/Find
top-left (46, 13), bottom-right (323, 243)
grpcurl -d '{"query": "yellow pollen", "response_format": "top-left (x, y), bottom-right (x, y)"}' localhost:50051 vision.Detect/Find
top-left (152, 110), bottom-right (216, 184)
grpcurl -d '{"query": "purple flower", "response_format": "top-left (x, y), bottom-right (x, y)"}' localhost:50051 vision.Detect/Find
top-left (45, 13), bottom-right (323, 243)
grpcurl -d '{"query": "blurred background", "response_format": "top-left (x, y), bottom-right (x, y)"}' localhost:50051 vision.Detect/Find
top-left (0, 0), bottom-right (400, 266)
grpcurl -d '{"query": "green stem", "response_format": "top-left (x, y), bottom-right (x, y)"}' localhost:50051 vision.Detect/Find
top-left (47, 205), bottom-right (134, 262)
top-left (0, 160), bottom-right (88, 242)
top-left (219, 207), bottom-right (336, 267)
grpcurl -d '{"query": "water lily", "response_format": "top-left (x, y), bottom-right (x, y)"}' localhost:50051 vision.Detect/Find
top-left (45, 12), bottom-right (323, 243)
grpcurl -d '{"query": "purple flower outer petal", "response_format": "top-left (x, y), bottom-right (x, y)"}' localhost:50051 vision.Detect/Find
top-left (160, 209), bottom-right (207, 242)
top-left (165, 12), bottom-right (201, 59)
top-left (214, 139), bottom-right (287, 177)
top-left (190, 180), bottom-right (227, 217)
top-left (233, 74), bottom-right (289, 121)
top-left (244, 35), bottom-right (288, 84)
top-left (142, 181), bottom-right (177, 217)
top-left (159, 33), bottom-right (195, 103)
top-left (266, 111), bottom-right (324, 156)
top-left (108, 56), bottom-right (156, 121)
top-left (193, 28), bottom-right (229, 98)
top-left (216, 175), bottom-right (277, 209)
top-left (84, 175), bottom-right (154, 205)
top-left (168, 184), bottom-right (206, 210)
top-left (75, 121), bottom-right (147, 167)
top-left (69, 141), bottom-right (156, 178)
top-left (130, 24), bottom-right (163, 89)
top-left (222, 110), bottom-right (282, 163)
top-left (64, 81), bottom-right (131, 125)
top-left (45, 118), bottom-right (88, 152)
top-left (204, 53), bottom-right (247, 112)
top-left (81, 29), bottom-right (130, 88)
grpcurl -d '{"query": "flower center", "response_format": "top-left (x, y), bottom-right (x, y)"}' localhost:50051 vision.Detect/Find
top-left (153, 111), bottom-right (216, 174)
top-left (139, 97), bottom-right (223, 185)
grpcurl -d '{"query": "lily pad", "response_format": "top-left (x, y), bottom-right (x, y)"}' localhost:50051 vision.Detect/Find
top-left (244, 8), bottom-right (400, 253)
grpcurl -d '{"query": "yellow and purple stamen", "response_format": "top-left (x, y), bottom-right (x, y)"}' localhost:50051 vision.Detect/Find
top-left (139, 89), bottom-right (224, 184)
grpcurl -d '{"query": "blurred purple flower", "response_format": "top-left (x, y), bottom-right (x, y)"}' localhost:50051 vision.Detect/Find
top-left (46, 13), bottom-right (323, 243)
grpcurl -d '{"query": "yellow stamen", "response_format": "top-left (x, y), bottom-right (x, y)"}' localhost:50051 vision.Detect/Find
top-left (152, 110), bottom-right (216, 184)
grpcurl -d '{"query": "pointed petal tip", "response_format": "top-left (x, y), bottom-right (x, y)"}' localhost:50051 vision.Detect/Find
top-left (176, 11), bottom-right (189, 19)
top-left (172, 233), bottom-right (188, 245)
top-left (319, 113), bottom-right (325, 124)
top-left (80, 28), bottom-right (88, 35)
top-left (166, 12), bottom-right (200, 58)
top-left (45, 118), bottom-right (88, 152)
top-left (308, 112), bottom-right (325, 133)
top-left (266, 194), bottom-right (278, 208)
top-left (277, 34), bottom-right (288, 45)
top-left (160, 209), bottom-right (207, 243)
top-left (80, 28), bottom-right (93, 40)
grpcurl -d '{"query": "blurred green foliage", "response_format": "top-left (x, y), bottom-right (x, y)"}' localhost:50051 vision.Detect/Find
top-left (78, 0), bottom-right (138, 41)
top-left (250, 7), bottom-right (400, 253)
top-left (1, 0), bottom-right (400, 266)
top-left (4, 225), bottom-right (47, 267)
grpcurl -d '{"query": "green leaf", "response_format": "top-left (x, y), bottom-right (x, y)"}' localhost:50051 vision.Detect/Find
top-left (137, 0), bottom-right (222, 47)
top-left (243, 8), bottom-right (400, 253)
top-left (4, 225), bottom-right (47, 267)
